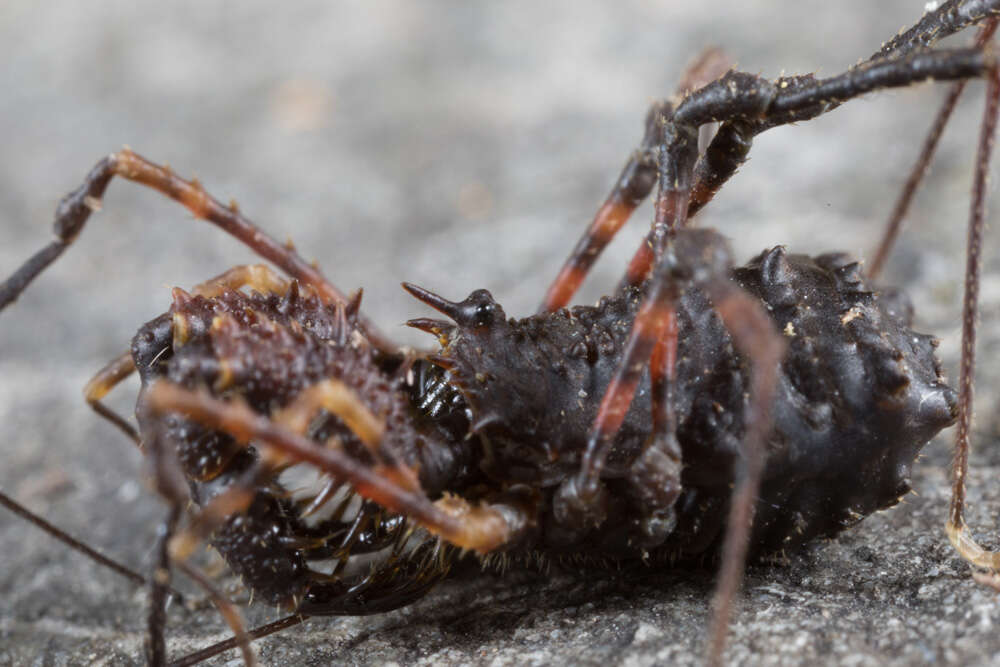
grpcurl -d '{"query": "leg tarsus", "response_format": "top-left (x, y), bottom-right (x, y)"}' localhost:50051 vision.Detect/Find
top-left (169, 615), bottom-right (307, 667)
top-left (84, 351), bottom-right (140, 446)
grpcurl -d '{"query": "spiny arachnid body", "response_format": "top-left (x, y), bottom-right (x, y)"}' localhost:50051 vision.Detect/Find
top-left (127, 227), bottom-right (956, 617)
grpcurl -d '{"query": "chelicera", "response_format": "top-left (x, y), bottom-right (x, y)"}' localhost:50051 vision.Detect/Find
top-left (2, 2), bottom-right (1000, 665)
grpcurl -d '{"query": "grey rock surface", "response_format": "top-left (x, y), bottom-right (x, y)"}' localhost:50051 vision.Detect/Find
top-left (2, 1), bottom-right (1000, 665)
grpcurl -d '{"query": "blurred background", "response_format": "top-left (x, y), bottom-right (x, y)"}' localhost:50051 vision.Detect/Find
top-left (2, 1), bottom-right (999, 665)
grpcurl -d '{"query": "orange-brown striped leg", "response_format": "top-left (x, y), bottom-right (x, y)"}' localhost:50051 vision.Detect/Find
top-left (620, 119), bottom-right (756, 289)
top-left (702, 281), bottom-right (785, 667)
top-left (869, 20), bottom-right (999, 280)
top-left (946, 54), bottom-right (1000, 590)
top-left (0, 149), bottom-right (397, 354)
top-left (83, 351), bottom-right (140, 445)
top-left (145, 381), bottom-right (530, 554)
top-left (168, 377), bottom-right (400, 561)
top-left (539, 49), bottom-right (730, 313)
top-left (649, 309), bottom-right (678, 439)
top-left (272, 379), bottom-right (389, 466)
top-left (538, 104), bottom-right (664, 313)
top-left (556, 126), bottom-right (701, 526)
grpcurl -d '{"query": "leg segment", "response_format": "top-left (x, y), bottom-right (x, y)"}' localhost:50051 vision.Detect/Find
top-left (190, 263), bottom-right (292, 299)
top-left (623, 3), bottom-right (1000, 289)
top-left (168, 377), bottom-right (410, 561)
top-left (538, 49), bottom-right (731, 313)
top-left (869, 19), bottom-right (1000, 280)
top-left (175, 559), bottom-right (257, 667)
top-left (144, 380), bottom-right (536, 554)
top-left (0, 488), bottom-right (174, 593)
top-left (146, 506), bottom-right (180, 667)
top-left (84, 351), bottom-right (141, 445)
top-left (947, 55), bottom-right (1000, 589)
top-left (703, 282), bottom-right (785, 667)
top-left (0, 149), bottom-right (397, 353)
top-left (170, 615), bottom-right (307, 667)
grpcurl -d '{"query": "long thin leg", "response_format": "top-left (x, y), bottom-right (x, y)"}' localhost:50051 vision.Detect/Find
top-left (875, 0), bottom-right (1000, 60)
top-left (567, 124), bottom-right (701, 507)
top-left (621, 45), bottom-right (998, 289)
top-left (622, 3), bottom-right (1000, 290)
top-left (0, 488), bottom-right (187, 599)
top-left (869, 19), bottom-right (1000, 280)
top-left (0, 149), bottom-right (397, 354)
top-left (538, 49), bottom-right (730, 313)
top-left (946, 55), bottom-right (1000, 588)
top-left (703, 283), bottom-right (785, 667)
top-left (170, 615), bottom-right (307, 667)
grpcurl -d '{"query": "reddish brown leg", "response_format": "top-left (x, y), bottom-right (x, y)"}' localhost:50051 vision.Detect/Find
top-left (621, 119), bottom-right (754, 288)
top-left (145, 380), bottom-right (534, 554)
top-left (703, 283), bottom-right (785, 667)
top-left (556, 123), bottom-right (701, 526)
top-left (538, 49), bottom-right (730, 313)
top-left (869, 20), bottom-right (1000, 280)
top-left (0, 149), bottom-right (397, 353)
top-left (649, 309), bottom-right (679, 440)
top-left (946, 56), bottom-right (1000, 589)
top-left (168, 376), bottom-right (399, 561)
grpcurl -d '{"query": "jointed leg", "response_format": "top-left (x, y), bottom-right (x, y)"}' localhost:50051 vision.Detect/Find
top-left (144, 380), bottom-right (535, 554)
top-left (620, 44), bottom-right (998, 289)
top-left (168, 376), bottom-right (412, 561)
top-left (0, 149), bottom-right (397, 353)
top-left (946, 53), bottom-right (1000, 590)
top-left (84, 351), bottom-right (141, 445)
top-left (170, 615), bottom-right (307, 667)
top-left (146, 505), bottom-right (180, 667)
top-left (622, 3), bottom-right (1000, 290)
top-left (703, 283), bottom-right (785, 667)
top-left (175, 559), bottom-right (257, 667)
top-left (190, 263), bottom-right (292, 299)
top-left (869, 19), bottom-right (1000, 280)
top-left (0, 487), bottom-right (180, 594)
top-left (538, 49), bottom-right (730, 313)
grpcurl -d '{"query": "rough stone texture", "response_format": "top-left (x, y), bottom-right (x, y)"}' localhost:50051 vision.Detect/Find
top-left (2, 1), bottom-right (1000, 665)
